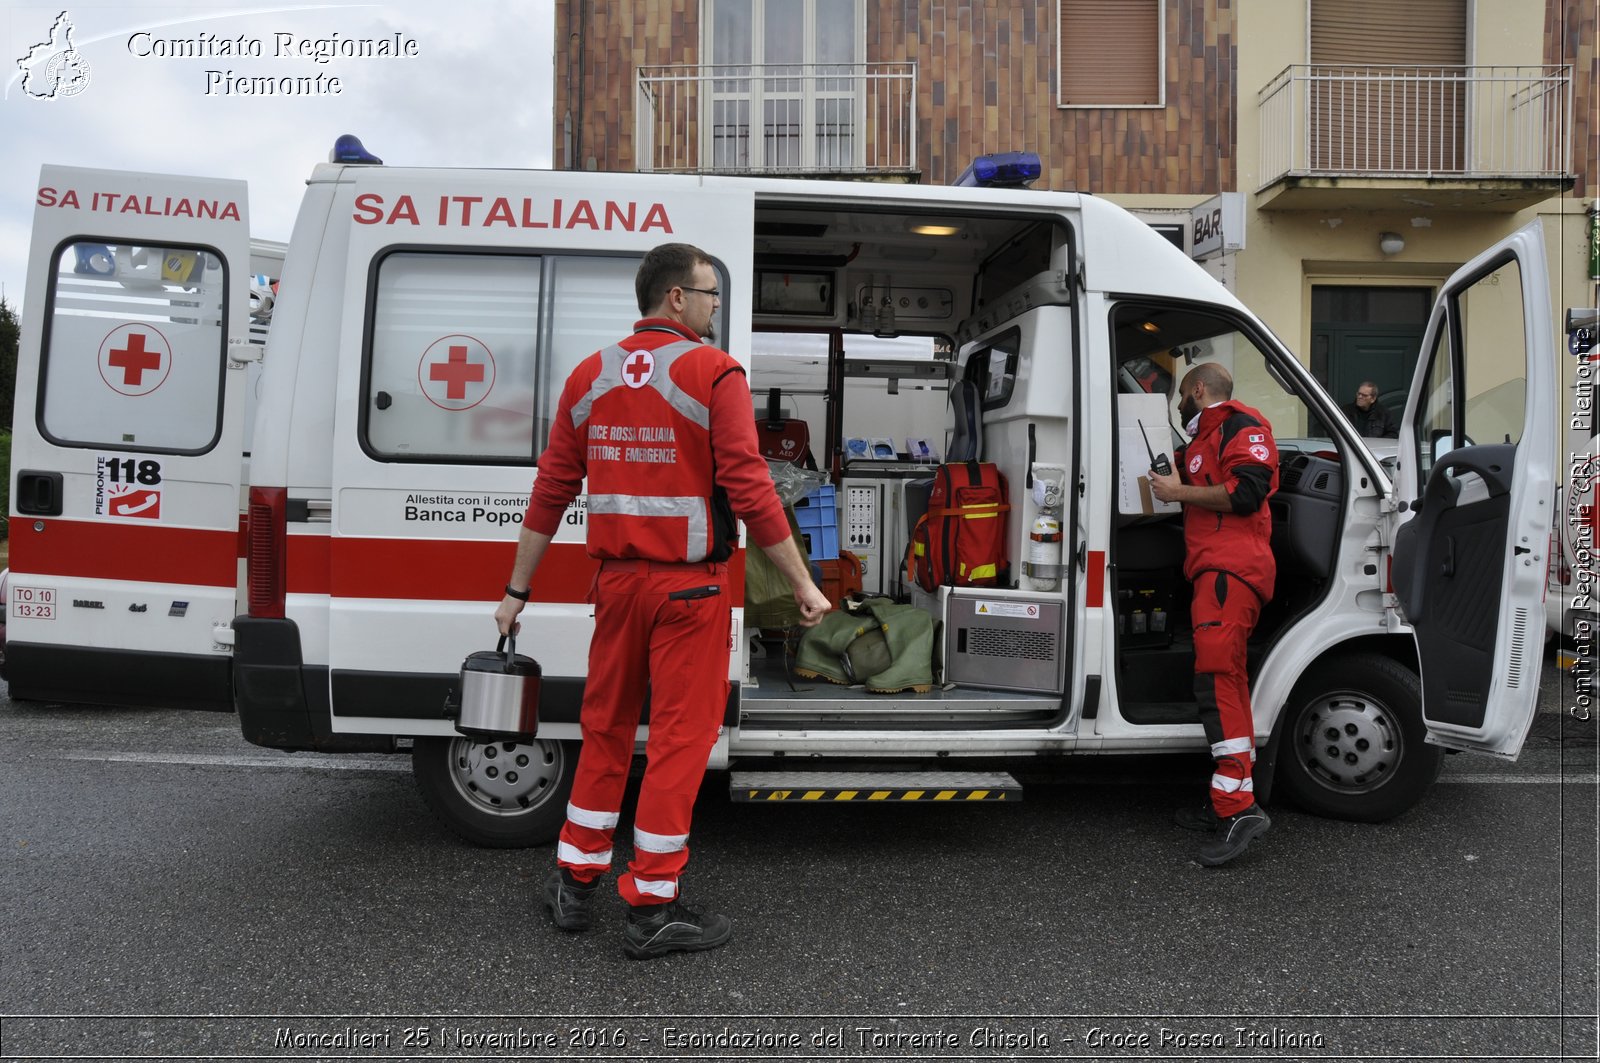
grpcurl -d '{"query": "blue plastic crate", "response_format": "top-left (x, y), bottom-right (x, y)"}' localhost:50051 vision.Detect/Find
top-left (800, 525), bottom-right (840, 560)
top-left (794, 485), bottom-right (838, 528)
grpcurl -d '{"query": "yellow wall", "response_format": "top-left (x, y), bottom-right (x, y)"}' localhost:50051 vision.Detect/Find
top-left (1113, 1), bottom-right (1595, 471)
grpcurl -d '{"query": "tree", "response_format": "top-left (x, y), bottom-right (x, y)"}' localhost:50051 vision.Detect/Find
top-left (0, 296), bottom-right (17, 429)
top-left (0, 297), bottom-right (16, 540)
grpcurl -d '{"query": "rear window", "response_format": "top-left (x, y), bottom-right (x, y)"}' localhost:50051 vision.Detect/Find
top-left (39, 240), bottom-right (228, 454)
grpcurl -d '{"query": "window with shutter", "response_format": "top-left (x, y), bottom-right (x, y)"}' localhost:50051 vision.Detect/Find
top-left (1309, 0), bottom-right (1468, 172)
top-left (1058, 0), bottom-right (1162, 107)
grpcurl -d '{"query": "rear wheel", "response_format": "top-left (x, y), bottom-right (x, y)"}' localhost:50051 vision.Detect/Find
top-left (1275, 652), bottom-right (1442, 822)
top-left (412, 735), bottom-right (576, 847)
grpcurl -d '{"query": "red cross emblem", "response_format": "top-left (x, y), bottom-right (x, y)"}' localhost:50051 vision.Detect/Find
top-left (623, 350), bottom-right (655, 389)
top-left (97, 324), bottom-right (173, 396)
top-left (418, 334), bottom-right (495, 411)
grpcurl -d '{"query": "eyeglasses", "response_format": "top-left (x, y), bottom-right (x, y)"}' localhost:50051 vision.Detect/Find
top-left (678, 285), bottom-right (721, 299)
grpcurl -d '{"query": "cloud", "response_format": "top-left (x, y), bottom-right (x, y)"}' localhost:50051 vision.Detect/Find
top-left (0, 1), bottom-right (555, 309)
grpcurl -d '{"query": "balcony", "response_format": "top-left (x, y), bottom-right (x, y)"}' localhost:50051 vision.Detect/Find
top-left (1257, 65), bottom-right (1573, 211)
top-left (635, 62), bottom-right (917, 177)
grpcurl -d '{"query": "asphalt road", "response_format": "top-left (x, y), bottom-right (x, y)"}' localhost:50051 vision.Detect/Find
top-left (0, 655), bottom-right (1594, 1062)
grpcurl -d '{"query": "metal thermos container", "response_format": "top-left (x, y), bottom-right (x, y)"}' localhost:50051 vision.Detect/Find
top-left (446, 634), bottom-right (542, 742)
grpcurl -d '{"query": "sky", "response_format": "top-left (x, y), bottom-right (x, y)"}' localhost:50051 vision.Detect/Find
top-left (0, 1), bottom-right (556, 312)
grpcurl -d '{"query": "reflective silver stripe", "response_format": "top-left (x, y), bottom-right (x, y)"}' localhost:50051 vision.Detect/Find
top-left (639, 339), bottom-right (711, 429)
top-left (571, 340), bottom-right (710, 430)
top-left (633, 827), bottom-right (689, 854)
top-left (1210, 774), bottom-right (1254, 794)
top-left (566, 802), bottom-right (620, 830)
top-left (589, 493), bottom-right (709, 561)
top-left (632, 877), bottom-right (678, 899)
top-left (557, 841), bottom-right (612, 866)
top-left (568, 344), bottom-right (628, 430)
top-left (1211, 737), bottom-right (1254, 757)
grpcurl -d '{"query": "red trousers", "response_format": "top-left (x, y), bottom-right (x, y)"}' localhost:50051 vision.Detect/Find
top-left (556, 559), bottom-right (730, 907)
top-left (1190, 570), bottom-right (1263, 817)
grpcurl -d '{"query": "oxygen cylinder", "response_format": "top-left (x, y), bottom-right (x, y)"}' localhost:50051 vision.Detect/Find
top-left (1027, 511), bottom-right (1062, 591)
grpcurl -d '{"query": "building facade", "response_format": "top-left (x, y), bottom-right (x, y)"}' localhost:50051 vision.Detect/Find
top-left (555, 0), bottom-right (1597, 436)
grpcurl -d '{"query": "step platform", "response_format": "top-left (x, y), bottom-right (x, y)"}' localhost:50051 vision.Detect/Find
top-left (729, 770), bottom-right (1020, 803)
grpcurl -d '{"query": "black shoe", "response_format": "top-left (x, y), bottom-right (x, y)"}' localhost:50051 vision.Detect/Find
top-left (1173, 798), bottom-right (1219, 833)
top-left (622, 899), bottom-right (732, 960)
top-left (1196, 804), bottom-right (1271, 867)
top-left (544, 869), bottom-right (599, 931)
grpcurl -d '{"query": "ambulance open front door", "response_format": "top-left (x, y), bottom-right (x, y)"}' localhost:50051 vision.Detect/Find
top-left (5, 165), bottom-right (254, 709)
top-left (1391, 221), bottom-right (1557, 756)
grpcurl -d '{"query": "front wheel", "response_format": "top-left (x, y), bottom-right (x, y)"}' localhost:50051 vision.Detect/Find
top-left (412, 735), bottom-right (576, 847)
top-left (1274, 652), bottom-right (1443, 822)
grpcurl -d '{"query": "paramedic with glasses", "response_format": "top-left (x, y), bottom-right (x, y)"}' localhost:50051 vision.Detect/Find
top-left (496, 243), bottom-right (828, 958)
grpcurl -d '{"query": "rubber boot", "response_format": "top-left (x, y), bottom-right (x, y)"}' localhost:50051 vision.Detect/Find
top-left (862, 603), bottom-right (936, 694)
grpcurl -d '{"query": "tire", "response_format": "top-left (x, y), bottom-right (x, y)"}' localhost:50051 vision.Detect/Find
top-left (1274, 652), bottom-right (1443, 823)
top-left (412, 735), bottom-right (576, 848)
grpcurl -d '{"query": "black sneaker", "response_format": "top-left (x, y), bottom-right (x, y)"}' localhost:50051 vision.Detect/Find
top-left (1173, 799), bottom-right (1219, 833)
top-left (1195, 804), bottom-right (1271, 867)
top-left (544, 869), bottom-right (599, 931)
top-left (622, 899), bottom-right (732, 960)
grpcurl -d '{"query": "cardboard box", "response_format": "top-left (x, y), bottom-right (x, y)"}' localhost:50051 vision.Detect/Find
top-left (1118, 393), bottom-right (1183, 516)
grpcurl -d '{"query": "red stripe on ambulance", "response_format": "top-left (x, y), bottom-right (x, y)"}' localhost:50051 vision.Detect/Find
top-left (10, 520), bottom-right (237, 587)
top-left (281, 540), bottom-right (745, 603)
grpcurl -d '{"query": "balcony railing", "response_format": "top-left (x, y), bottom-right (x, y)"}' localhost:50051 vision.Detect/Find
top-left (1259, 65), bottom-right (1572, 188)
top-left (636, 62), bottom-right (917, 175)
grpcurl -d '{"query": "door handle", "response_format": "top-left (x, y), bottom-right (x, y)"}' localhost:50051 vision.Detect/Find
top-left (16, 470), bottom-right (63, 516)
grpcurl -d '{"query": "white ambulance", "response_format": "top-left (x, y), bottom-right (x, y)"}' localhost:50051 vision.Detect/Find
top-left (9, 145), bottom-right (1555, 846)
top-left (5, 166), bottom-right (281, 710)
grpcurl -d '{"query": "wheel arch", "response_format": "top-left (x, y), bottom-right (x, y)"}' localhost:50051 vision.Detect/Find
top-left (1255, 632), bottom-right (1419, 806)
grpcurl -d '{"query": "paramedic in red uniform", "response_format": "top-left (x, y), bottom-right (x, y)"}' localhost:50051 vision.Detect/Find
top-left (1147, 362), bottom-right (1278, 867)
top-left (495, 243), bottom-right (829, 959)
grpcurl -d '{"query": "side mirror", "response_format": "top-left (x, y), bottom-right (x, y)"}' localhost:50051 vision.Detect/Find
top-left (1568, 307), bottom-right (1598, 358)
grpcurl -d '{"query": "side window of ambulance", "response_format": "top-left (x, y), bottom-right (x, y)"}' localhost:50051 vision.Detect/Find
top-left (41, 241), bottom-right (227, 453)
top-left (965, 328), bottom-right (1021, 410)
top-left (365, 252), bottom-right (641, 463)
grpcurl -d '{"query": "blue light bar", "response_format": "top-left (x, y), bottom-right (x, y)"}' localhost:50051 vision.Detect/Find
top-left (953, 151), bottom-right (1042, 188)
top-left (330, 134), bottom-right (383, 165)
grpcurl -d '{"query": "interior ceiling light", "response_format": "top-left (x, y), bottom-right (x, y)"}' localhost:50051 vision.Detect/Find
top-left (910, 223), bottom-right (960, 236)
top-left (1141, 321), bottom-right (1161, 333)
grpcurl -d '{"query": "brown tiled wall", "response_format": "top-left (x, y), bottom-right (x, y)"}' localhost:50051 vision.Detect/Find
top-left (885, 0), bottom-right (1234, 191)
top-left (555, 0), bottom-right (701, 173)
top-left (1546, 0), bottom-right (1598, 198)
top-left (556, 0), bottom-right (1236, 194)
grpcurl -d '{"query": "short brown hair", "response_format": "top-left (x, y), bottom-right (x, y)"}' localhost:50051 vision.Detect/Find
top-left (635, 242), bottom-right (713, 315)
top-left (1187, 361), bottom-right (1234, 399)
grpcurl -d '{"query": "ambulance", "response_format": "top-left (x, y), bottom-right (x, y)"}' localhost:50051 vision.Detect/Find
top-left (9, 143), bottom-right (1556, 846)
top-left (4, 167), bottom-right (281, 710)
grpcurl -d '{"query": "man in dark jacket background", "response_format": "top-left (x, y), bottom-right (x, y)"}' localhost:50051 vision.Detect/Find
top-left (1340, 381), bottom-right (1398, 438)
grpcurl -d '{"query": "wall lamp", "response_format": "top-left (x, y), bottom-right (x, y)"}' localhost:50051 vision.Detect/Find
top-left (1379, 231), bottom-right (1405, 255)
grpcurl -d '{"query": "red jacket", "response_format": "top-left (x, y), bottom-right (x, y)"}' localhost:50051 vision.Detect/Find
top-left (1176, 400), bottom-right (1278, 601)
top-left (525, 320), bottom-right (790, 561)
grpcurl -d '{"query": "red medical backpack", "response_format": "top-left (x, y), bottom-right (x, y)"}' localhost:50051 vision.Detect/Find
top-left (905, 461), bottom-right (1010, 591)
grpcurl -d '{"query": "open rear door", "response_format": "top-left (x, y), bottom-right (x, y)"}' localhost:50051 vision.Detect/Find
top-left (1391, 222), bottom-right (1556, 756)
top-left (5, 165), bottom-right (253, 708)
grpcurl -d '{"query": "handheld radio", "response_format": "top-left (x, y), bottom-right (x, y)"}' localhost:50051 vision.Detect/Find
top-left (1138, 420), bottom-right (1172, 476)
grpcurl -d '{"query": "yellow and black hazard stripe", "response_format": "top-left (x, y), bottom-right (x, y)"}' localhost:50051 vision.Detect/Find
top-left (732, 784), bottom-right (1017, 803)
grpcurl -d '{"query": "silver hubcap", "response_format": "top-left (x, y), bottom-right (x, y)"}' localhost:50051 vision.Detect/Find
top-left (1295, 691), bottom-right (1403, 794)
top-left (445, 737), bottom-right (565, 817)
